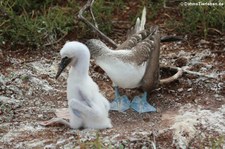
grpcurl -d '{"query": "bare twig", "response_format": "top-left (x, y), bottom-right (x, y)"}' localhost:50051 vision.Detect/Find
top-left (197, 26), bottom-right (224, 35)
top-left (19, 59), bottom-right (38, 65)
top-left (182, 66), bottom-right (217, 79)
top-left (88, 0), bottom-right (98, 29)
top-left (208, 28), bottom-right (223, 35)
top-left (78, 0), bottom-right (118, 48)
top-left (43, 33), bottom-right (67, 47)
top-left (159, 65), bottom-right (217, 84)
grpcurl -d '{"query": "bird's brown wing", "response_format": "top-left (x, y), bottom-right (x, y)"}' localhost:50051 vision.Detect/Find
top-left (116, 28), bottom-right (153, 50)
top-left (114, 27), bottom-right (157, 65)
top-left (140, 27), bottom-right (160, 93)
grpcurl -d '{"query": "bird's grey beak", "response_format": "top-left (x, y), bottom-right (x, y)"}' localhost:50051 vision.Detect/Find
top-left (55, 57), bottom-right (72, 79)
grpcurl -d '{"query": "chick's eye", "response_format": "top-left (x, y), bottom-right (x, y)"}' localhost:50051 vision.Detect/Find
top-left (62, 56), bottom-right (70, 62)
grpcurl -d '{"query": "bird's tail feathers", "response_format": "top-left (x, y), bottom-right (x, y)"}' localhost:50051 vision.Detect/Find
top-left (134, 18), bottom-right (141, 33)
top-left (135, 6), bottom-right (146, 33)
top-left (127, 6), bottom-right (147, 37)
top-left (140, 6), bottom-right (146, 31)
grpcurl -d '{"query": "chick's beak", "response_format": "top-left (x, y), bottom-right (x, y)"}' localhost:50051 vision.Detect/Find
top-left (55, 57), bottom-right (72, 79)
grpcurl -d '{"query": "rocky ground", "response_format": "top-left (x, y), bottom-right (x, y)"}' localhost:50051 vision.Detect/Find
top-left (0, 34), bottom-right (224, 148)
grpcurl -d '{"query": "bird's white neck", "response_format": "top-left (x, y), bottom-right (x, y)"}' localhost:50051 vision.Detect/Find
top-left (69, 53), bottom-right (90, 82)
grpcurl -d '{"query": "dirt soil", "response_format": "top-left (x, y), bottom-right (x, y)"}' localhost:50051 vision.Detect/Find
top-left (0, 4), bottom-right (225, 149)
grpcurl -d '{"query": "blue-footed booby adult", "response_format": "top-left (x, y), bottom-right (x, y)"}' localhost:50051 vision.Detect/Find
top-left (85, 6), bottom-right (162, 113)
top-left (80, 2), bottom-right (182, 113)
top-left (41, 41), bottom-right (112, 129)
top-left (85, 6), bottom-right (182, 113)
top-left (86, 26), bottom-right (160, 113)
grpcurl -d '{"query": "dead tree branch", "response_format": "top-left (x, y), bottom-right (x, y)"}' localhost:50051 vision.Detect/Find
top-left (181, 66), bottom-right (217, 79)
top-left (78, 0), bottom-right (118, 48)
top-left (159, 65), bottom-right (218, 84)
top-left (160, 66), bottom-right (183, 84)
top-left (88, 0), bottom-right (98, 29)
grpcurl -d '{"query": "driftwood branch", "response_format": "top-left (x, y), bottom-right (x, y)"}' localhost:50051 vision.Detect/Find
top-left (181, 66), bottom-right (217, 79)
top-left (160, 66), bottom-right (183, 84)
top-left (159, 65), bottom-right (218, 84)
top-left (78, 0), bottom-right (118, 48)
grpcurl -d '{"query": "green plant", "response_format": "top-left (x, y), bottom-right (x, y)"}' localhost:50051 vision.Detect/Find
top-left (178, 0), bottom-right (225, 37)
top-left (78, 132), bottom-right (105, 149)
top-left (210, 135), bottom-right (224, 149)
top-left (147, 0), bottom-right (164, 20)
top-left (92, 0), bottom-right (114, 34)
top-left (124, 0), bottom-right (165, 29)
top-left (0, 0), bottom-right (76, 48)
top-left (0, 0), bottom-right (128, 49)
top-left (113, 0), bottom-right (125, 12)
top-left (76, 132), bottom-right (130, 149)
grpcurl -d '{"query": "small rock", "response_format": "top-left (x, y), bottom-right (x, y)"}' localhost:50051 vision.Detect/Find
top-left (214, 94), bottom-right (223, 101)
top-left (178, 88), bottom-right (184, 92)
top-left (199, 39), bottom-right (210, 44)
top-left (175, 98), bottom-right (180, 101)
top-left (215, 98), bottom-right (222, 101)
top-left (27, 88), bottom-right (33, 96)
top-left (38, 114), bottom-right (43, 118)
top-left (214, 94), bottom-right (220, 98)
top-left (56, 139), bottom-right (66, 145)
top-left (200, 67), bottom-right (207, 72)
top-left (187, 88), bottom-right (193, 92)
top-left (168, 90), bottom-right (175, 93)
top-left (24, 113), bottom-right (31, 118)
top-left (34, 100), bottom-right (41, 106)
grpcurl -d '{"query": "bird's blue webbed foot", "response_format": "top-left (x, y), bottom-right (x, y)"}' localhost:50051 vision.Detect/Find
top-left (110, 86), bottom-right (130, 112)
top-left (130, 92), bottom-right (156, 113)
